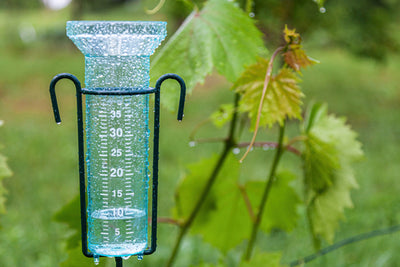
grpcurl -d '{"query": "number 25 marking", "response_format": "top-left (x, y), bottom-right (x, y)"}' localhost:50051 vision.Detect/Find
top-left (111, 148), bottom-right (122, 157)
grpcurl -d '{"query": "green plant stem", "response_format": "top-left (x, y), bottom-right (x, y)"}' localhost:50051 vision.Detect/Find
top-left (245, 0), bottom-right (254, 14)
top-left (289, 224), bottom-right (400, 266)
top-left (243, 121), bottom-right (286, 261)
top-left (165, 93), bottom-right (240, 267)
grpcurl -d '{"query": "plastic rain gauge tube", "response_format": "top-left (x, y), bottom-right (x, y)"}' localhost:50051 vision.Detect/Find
top-left (66, 21), bottom-right (167, 258)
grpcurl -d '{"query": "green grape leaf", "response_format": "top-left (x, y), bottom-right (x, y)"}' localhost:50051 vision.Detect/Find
top-left (247, 171), bottom-right (301, 233)
top-left (234, 58), bottom-right (304, 129)
top-left (240, 251), bottom-right (285, 267)
top-left (173, 154), bottom-right (240, 225)
top-left (0, 121), bottom-right (12, 214)
top-left (302, 103), bottom-right (363, 244)
top-left (0, 154), bottom-right (11, 214)
top-left (178, 156), bottom-right (300, 253)
top-left (190, 180), bottom-right (249, 253)
top-left (303, 134), bottom-right (339, 193)
top-left (0, 154), bottom-right (12, 179)
top-left (150, 0), bottom-right (266, 111)
top-left (53, 195), bottom-right (81, 249)
top-left (210, 104), bottom-right (235, 128)
top-left (60, 245), bottom-right (107, 267)
top-left (173, 154), bottom-right (245, 253)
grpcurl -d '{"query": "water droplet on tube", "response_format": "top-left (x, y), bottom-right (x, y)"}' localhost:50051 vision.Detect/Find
top-left (94, 255), bottom-right (100, 265)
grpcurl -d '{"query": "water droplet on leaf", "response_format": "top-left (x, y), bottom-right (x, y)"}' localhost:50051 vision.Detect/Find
top-left (319, 7), bottom-right (326, 13)
top-left (189, 141), bottom-right (196, 147)
top-left (233, 148), bottom-right (240, 155)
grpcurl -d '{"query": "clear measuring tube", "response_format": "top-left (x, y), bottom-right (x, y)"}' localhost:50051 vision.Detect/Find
top-left (67, 21), bottom-right (167, 257)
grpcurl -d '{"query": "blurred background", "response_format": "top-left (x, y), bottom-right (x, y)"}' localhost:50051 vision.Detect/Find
top-left (0, 0), bottom-right (399, 266)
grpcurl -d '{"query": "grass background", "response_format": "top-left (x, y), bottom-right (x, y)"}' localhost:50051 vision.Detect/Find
top-left (0, 2), bottom-right (400, 266)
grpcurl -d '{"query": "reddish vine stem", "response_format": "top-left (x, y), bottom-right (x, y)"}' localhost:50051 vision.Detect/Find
top-left (239, 46), bottom-right (285, 163)
top-left (238, 185), bottom-right (255, 222)
top-left (192, 137), bottom-right (227, 144)
top-left (237, 141), bottom-right (301, 156)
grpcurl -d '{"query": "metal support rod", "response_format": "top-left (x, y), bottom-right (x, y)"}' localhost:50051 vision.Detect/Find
top-left (50, 73), bottom-right (91, 257)
top-left (50, 72), bottom-right (186, 266)
top-left (115, 257), bottom-right (123, 267)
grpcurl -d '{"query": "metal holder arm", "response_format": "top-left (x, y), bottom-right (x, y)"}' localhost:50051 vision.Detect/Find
top-left (49, 73), bottom-right (186, 267)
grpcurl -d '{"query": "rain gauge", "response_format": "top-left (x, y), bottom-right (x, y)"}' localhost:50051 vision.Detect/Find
top-left (49, 21), bottom-right (186, 266)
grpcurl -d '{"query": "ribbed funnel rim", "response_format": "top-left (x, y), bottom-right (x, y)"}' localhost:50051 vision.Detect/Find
top-left (66, 21), bottom-right (167, 56)
top-left (66, 21), bottom-right (167, 37)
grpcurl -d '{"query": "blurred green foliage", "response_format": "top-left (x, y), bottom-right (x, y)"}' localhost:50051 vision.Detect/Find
top-left (165, 0), bottom-right (399, 60)
top-left (0, 0), bottom-right (41, 9)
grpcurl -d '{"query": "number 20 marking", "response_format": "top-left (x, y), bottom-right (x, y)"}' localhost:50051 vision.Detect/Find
top-left (110, 168), bottom-right (124, 177)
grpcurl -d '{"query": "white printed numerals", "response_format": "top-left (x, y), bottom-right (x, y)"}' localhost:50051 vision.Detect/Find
top-left (112, 189), bottom-right (123, 197)
top-left (115, 228), bottom-right (120, 236)
top-left (110, 168), bottom-right (124, 177)
top-left (113, 208), bottom-right (124, 217)
top-left (110, 128), bottom-right (123, 137)
top-left (111, 148), bottom-right (122, 157)
top-left (111, 110), bottom-right (121, 119)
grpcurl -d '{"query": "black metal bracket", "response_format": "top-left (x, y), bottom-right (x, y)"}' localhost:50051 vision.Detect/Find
top-left (50, 73), bottom-right (186, 266)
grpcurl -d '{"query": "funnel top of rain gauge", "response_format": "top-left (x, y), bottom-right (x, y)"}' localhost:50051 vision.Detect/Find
top-left (66, 21), bottom-right (167, 57)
